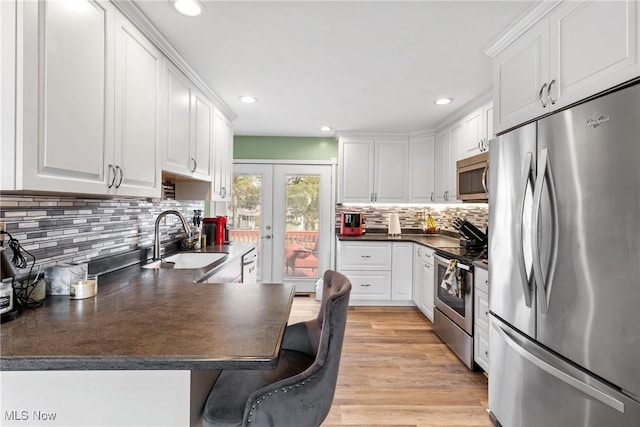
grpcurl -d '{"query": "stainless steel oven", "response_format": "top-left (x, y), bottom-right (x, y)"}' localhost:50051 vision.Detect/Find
top-left (433, 252), bottom-right (474, 369)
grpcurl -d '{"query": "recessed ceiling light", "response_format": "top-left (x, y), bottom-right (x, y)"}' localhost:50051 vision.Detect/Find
top-left (170, 0), bottom-right (203, 17)
top-left (239, 96), bottom-right (258, 104)
top-left (320, 126), bottom-right (333, 132)
top-left (434, 98), bottom-right (453, 105)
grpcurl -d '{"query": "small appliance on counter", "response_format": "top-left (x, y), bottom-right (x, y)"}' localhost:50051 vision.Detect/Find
top-left (203, 216), bottom-right (229, 245)
top-left (340, 212), bottom-right (364, 236)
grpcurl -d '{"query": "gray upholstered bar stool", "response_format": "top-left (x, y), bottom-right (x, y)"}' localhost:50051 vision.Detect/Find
top-left (203, 270), bottom-right (352, 427)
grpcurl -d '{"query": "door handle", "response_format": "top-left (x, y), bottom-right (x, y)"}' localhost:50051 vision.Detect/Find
top-left (547, 79), bottom-right (557, 105)
top-left (516, 152), bottom-right (534, 308)
top-left (481, 159), bottom-right (489, 197)
top-left (115, 166), bottom-right (124, 188)
top-left (107, 164), bottom-right (117, 188)
top-left (531, 148), bottom-right (559, 314)
top-left (539, 83), bottom-right (548, 108)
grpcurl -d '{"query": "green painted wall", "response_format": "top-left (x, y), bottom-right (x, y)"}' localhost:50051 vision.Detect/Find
top-left (233, 136), bottom-right (338, 161)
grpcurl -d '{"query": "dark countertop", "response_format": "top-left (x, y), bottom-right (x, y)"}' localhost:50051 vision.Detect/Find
top-left (0, 243), bottom-right (296, 372)
top-left (338, 232), bottom-right (459, 250)
top-left (338, 232), bottom-right (490, 266)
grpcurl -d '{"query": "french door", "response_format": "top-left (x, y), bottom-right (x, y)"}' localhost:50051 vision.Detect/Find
top-left (228, 162), bottom-right (333, 291)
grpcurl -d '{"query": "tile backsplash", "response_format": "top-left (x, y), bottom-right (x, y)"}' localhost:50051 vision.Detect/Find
top-left (336, 204), bottom-right (488, 233)
top-left (0, 195), bottom-right (204, 278)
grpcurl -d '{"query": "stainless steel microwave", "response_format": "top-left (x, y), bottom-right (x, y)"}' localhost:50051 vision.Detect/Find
top-left (456, 151), bottom-right (489, 202)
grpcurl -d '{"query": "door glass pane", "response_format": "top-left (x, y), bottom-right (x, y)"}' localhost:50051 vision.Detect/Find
top-left (228, 174), bottom-right (263, 279)
top-left (284, 175), bottom-right (319, 280)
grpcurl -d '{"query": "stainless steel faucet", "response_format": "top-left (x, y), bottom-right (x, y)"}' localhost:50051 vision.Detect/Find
top-left (153, 210), bottom-right (192, 260)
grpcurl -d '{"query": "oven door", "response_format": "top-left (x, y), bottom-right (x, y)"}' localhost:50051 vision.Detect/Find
top-left (434, 254), bottom-right (473, 334)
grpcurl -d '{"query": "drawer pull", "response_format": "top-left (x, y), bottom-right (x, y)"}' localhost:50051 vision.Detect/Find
top-left (360, 283), bottom-right (371, 287)
top-left (361, 255), bottom-right (372, 259)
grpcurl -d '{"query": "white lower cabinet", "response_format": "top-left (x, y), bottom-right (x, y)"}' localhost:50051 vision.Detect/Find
top-left (474, 265), bottom-right (489, 373)
top-left (337, 240), bottom-right (413, 305)
top-left (412, 244), bottom-right (435, 321)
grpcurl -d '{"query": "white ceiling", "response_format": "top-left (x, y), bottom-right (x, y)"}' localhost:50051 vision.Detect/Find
top-left (133, 0), bottom-right (534, 137)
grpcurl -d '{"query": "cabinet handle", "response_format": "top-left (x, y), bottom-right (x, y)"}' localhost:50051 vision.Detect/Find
top-left (418, 247), bottom-right (422, 256)
top-left (115, 166), bottom-right (124, 188)
top-left (444, 190), bottom-right (449, 201)
top-left (374, 192), bottom-right (378, 202)
top-left (361, 255), bottom-right (372, 259)
top-left (221, 187), bottom-right (226, 198)
top-left (485, 350), bottom-right (489, 357)
top-left (190, 158), bottom-right (197, 173)
top-left (360, 283), bottom-right (371, 287)
top-left (107, 164), bottom-right (116, 188)
top-left (477, 140), bottom-right (482, 151)
top-left (430, 192), bottom-right (434, 202)
top-left (370, 192), bottom-right (374, 202)
top-left (539, 83), bottom-right (548, 108)
top-left (547, 79), bottom-right (557, 105)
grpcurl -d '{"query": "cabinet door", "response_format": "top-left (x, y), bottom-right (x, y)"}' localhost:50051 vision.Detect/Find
top-left (192, 91), bottom-right (213, 180)
top-left (164, 61), bottom-right (193, 176)
top-left (433, 132), bottom-right (449, 203)
top-left (409, 136), bottom-right (435, 203)
top-left (422, 261), bottom-right (434, 321)
top-left (412, 246), bottom-right (423, 309)
top-left (483, 102), bottom-right (494, 146)
top-left (113, 12), bottom-right (162, 197)
top-left (446, 124), bottom-right (461, 202)
top-left (391, 242), bottom-right (413, 301)
top-left (20, 0), bottom-right (114, 194)
top-left (374, 139), bottom-right (409, 203)
top-left (461, 108), bottom-right (484, 158)
top-left (338, 138), bottom-right (374, 203)
top-left (494, 17), bottom-right (550, 134)
top-left (212, 108), bottom-right (233, 201)
top-left (549, 0), bottom-right (639, 111)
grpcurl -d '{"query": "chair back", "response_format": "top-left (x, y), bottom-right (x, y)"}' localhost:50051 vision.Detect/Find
top-left (243, 270), bottom-right (351, 426)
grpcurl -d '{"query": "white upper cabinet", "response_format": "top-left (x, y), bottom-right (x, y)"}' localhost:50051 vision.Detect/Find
top-left (338, 137), bottom-right (408, 203)
top-left (163, 60), bottom-right (213, 181)
top-left (211, 108), bottom-right (234, 201)
top-left (434, 124), bottom-right (460, 203)
top-left (374, 139), bottom-right (409, 203)
top-left (461, 102), bottom-right (493, 158)
top-left (409, 135), bottom-right (435, 203)
top-left (493, 0), bottom-right (639, 134)
top-left (9, 0), bottom-right (115, 194)
top-left (5, 0), bottom-right (162, 197)
top-left (113, 11), bottom-right (162, 197)
top-left (338, 138), bottom-right (375, 203)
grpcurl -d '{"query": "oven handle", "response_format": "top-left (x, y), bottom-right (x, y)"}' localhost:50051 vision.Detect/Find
top-left (434, 254), bottom-right (471, 271)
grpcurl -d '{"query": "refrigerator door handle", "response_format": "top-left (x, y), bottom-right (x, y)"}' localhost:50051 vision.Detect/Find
top-left (493, 320), bottom-right (625, 413)
top-left (532, 148), bottom-right (559, 314)
top-left (516, 152), bottom-right (534, 307)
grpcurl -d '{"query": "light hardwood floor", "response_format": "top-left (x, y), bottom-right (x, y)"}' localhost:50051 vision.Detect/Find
top-left (289, 296), bottom-right (492, 427)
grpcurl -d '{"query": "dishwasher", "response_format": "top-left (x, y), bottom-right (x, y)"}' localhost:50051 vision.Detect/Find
top-left (241, 248), bottom-right (258, 283)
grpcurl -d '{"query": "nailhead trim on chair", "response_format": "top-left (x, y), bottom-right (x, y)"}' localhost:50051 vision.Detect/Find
top-left (246, 375), bottom-right (318, 424)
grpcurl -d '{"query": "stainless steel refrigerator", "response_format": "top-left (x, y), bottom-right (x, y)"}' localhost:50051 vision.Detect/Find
top-left (489, 82), bottom-right (640, 426)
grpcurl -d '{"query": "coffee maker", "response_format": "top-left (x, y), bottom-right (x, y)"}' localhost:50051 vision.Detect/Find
top-left (203, 216), bottom-right (229, 245)
top-left (340, 212), bottom-right (364, 236)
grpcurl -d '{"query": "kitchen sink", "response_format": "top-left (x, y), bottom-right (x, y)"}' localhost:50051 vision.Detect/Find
top-left (142, 253), bottom-right (227, 270)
